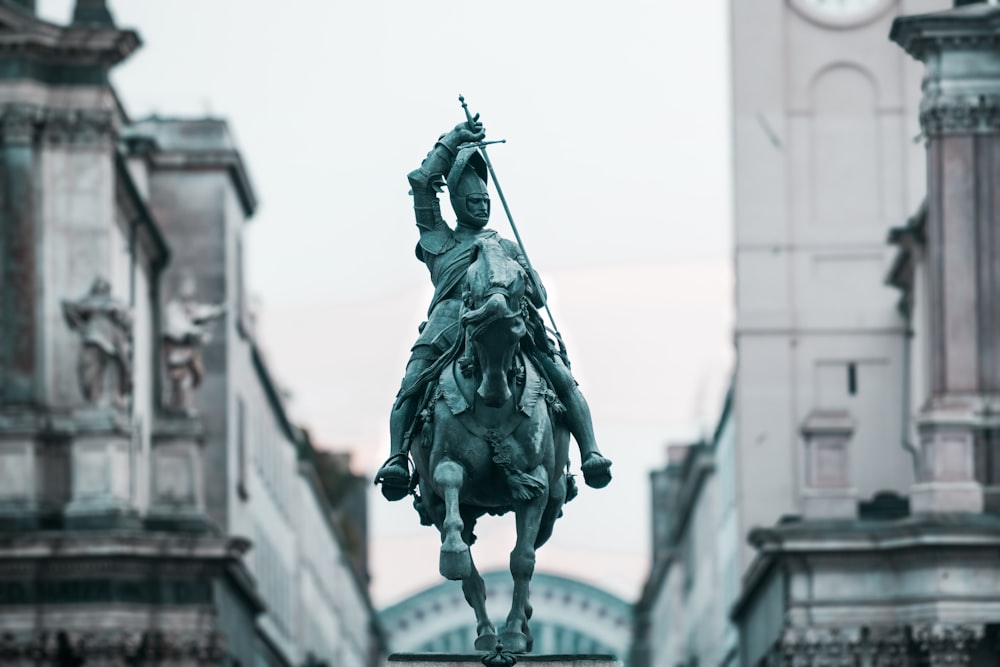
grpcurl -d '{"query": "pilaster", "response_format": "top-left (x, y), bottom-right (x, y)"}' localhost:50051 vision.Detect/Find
top-left (890, 2), bottom-right (1000, 514)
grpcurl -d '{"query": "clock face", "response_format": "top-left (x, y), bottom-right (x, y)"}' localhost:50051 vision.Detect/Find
top-left (791, 0), bottom-right (891, 26)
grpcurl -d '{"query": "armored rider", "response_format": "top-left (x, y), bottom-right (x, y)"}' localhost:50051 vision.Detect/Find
top-left (375, 118), bottom-right (612, 501)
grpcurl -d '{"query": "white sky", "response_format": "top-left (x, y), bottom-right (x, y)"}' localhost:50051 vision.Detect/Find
top-left (38, 0), bottom-right (734, 606)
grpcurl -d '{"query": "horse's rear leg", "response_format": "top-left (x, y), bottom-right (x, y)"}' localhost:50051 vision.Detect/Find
top-left (503, 465), bottom-right (548, 653)
top-left (435, 459), bottom-right (471, 580)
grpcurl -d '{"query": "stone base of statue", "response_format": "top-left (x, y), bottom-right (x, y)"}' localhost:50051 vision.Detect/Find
top-left (388, 653), bottom-right (620, 667)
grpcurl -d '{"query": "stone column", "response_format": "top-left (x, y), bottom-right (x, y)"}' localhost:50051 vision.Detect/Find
top-left (890, 2), bottom-right (1000, 514)
top-left (800, 410), bottom-right (857, 519)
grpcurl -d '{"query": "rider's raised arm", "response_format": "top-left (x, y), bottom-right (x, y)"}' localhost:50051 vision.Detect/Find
top-left (407, 121), bottom-right (486, 233)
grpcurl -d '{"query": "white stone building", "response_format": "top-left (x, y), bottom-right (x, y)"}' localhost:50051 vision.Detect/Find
top-left (0, 2), bottom-right (385, 666)
top-left (634, 1), bottom-right (1000, 666)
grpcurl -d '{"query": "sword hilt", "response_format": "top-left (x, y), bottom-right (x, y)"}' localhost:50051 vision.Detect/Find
top-left (459, 94), bottom-right (476, 129)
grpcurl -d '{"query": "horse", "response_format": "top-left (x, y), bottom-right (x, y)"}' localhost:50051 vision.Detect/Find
top-left (409, 236), bottom-right (571, 653)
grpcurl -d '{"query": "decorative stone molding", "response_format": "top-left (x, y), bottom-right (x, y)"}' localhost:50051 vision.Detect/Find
top-left (0, 630), bottom-right (226, 665)
top-left (775, 626), bottom-right (912, 667)
top-left (778, 627), bottom-right (859, 667)
top-left (0, 103), bottom-right (116, 145)
top-left (912, 624), bottom-right (984, 667)
top-left (41, 107), bottom-right (116, 145)
top-left (920, 93), bottom-right (1000, 136)
top-left (0, 103), bottom-right (43, 145)
top-left (772, 625), bottom-right (987, 667)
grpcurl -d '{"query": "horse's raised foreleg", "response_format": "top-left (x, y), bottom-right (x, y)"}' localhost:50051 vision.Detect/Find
top-left (434, 459), bottom-right (471, 580)
top-left (502, 465), bottom-right (548, 653)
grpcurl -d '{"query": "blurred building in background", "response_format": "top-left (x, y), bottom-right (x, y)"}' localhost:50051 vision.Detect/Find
top-left (0, 1), bottom-right (385, 665)
top-left (380, 571), bottom-right (631, 656)
top-left (634, 1), bottom-right (1000, 666)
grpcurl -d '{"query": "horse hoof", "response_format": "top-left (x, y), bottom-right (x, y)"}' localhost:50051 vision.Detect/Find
top-left (439, 548), bottom-right (471, 580)
top-left (474, 633), bottom-right (498, 651)
top-left (500, 631), bottom-right (529, 653)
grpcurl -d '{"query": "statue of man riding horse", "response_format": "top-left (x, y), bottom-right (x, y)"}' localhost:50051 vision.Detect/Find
top-left (374, 100), bottom-right (612, 653)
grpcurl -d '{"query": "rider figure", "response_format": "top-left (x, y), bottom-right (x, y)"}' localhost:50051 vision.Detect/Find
top-left (375, 118), bottom-right (612, 501)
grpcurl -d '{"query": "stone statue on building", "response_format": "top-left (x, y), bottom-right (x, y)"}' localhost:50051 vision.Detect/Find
top-left (162, 275), bottom-right (225, 416)
top-left (62, 276), bottom-right (133, 408)
top-left (375, 110), bottom-right (613, 499)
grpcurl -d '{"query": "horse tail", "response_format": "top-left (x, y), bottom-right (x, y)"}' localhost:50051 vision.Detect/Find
top-left (506, 470), bottom-right (546, 501)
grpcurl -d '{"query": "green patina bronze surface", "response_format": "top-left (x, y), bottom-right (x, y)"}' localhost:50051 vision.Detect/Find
top-left (374, 99), bottom-right (614, 654)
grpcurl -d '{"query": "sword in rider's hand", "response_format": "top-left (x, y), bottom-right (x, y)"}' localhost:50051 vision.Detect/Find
top-left (458, 94), bottom-right (563, 342)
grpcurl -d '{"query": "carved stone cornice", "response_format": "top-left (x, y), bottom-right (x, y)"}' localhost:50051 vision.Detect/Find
top-left (920, 93), bottom-right (1000, 136)
top-left (0, 4), bottom-right (140, 68)
top-left (0, 103), bottom-right (116, 145)
top-left (891, 5), bottom-right (1000, 62)
top-left (0, 630), bottom-right (225, 664)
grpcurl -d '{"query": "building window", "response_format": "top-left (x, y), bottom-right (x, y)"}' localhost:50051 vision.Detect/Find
top-left (847, 362), bottom-right (858, 395)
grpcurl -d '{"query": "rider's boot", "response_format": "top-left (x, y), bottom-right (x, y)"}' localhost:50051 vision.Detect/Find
top-left (561, 386), bottom-right (612, 488)
top-left (375, 396), bottom-right (417, 501)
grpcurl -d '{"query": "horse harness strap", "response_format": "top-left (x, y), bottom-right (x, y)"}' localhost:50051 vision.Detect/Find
top-left (438, 359), bottom-right (549, 476)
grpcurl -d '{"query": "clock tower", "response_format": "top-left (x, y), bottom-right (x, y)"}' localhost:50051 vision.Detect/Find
top-left (730, 0), bottom-right (950, 569)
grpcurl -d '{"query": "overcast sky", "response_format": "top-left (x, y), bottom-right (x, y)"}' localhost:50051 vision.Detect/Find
top-left (39, 0), bottom-right (734, 606)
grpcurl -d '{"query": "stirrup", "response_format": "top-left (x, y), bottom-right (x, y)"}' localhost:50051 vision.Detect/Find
top-left (581, 452), bottom-right (612, 489)
top-left (374, 453), bottom-right (411, 501)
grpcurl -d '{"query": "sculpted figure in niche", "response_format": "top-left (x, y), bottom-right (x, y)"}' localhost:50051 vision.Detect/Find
top-left (375, 117), bottom-right (613, 500)
top-left (62, 276), bottom-right (133, 408)
top-left (162, 275), bottom-right (225, 416)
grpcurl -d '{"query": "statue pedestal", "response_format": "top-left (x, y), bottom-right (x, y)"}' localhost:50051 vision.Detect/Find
top-left (388, 654), bottom-right (620, 667)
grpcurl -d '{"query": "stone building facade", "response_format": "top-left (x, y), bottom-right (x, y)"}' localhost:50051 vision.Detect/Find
top-left (633, 1), bottom-right (1000, 666)
top-left (0, 2), bottom-right (385, 666)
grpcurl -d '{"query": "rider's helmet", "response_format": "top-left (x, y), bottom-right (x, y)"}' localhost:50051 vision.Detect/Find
top-left (447, 147), bottom-right (490, 229)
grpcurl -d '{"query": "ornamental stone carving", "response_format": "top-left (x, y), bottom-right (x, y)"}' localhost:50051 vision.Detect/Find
top-left (0, 103), bottom-right (116, 145)
top-left (772, 625), bottom-right (987, 667)
top-left (0, 630), bottom-right (225, 665)
top-left (920, 93), bottom-right (1000, 136)
top-left (0, 103), bottom-right (43, 145)
top-left (776, 626), bottom-right (912, 667)
top-left (912, 623), bottom-right (984, 667)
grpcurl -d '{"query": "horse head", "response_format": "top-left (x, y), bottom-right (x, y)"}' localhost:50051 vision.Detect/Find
top-left (461, 237), bottom-right (528, 407)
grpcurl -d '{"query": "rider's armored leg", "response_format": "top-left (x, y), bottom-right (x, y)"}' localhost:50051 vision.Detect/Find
top-left (535, 355), bottom-right (612, 488)
top-left (377, 355), bottom-right (433, 501)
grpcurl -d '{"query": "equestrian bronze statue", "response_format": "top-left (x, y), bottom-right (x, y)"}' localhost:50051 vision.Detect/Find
top-left (375, 100), bottom-right (612, 653)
